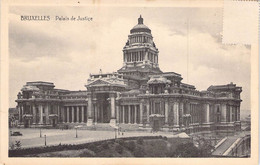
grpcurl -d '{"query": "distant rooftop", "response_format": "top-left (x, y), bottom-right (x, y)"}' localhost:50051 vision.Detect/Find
top-left (207, 82), bottom-right (242, 91)
top-left (26, 81), bottom-right (55, 87)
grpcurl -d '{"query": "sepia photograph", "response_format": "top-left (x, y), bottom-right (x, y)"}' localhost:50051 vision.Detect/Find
top-left (1, 0), bottom-right (258, 164)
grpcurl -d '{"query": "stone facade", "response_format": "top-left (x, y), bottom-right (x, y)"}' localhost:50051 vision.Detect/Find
top-left (15, 16), bottom-right (242, 132)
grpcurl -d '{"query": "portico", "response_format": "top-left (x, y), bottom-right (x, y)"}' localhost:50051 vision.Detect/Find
top-left (85, 72), bottom-right (126, 126)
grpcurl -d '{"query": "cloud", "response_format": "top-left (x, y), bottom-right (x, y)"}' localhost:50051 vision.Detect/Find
top-left (8, 7), bottom-right (251, 111)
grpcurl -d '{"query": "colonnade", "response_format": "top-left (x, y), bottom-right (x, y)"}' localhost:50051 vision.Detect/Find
top-left (124, 51), bottom-right (158, 63)
top-left (64, 106), bottom-right (87, 123)
top-left (118, 105), bottom-right (141, 124)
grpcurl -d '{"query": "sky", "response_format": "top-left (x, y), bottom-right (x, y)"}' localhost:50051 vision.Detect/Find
top-left (9, 6), bottom-right (251, 112)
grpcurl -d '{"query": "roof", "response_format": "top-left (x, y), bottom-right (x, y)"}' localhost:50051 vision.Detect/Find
top-left (148, 76), bottom-right (171, 84)
top-left (118, 65), bottom-right (162, 73)
top-left (180, 83), bottom-right (196, 90)
top-left (130, 15), bottom-right (151, 34)
top-left (9, 108), bottom-right (18, 114)
top-left (26, 81), bottom-right (55, 87)
top-left (207, 82), bottom-right (242, 91)
top-left (121, 89), bottom-right (141, 94)
top-left (21, 85), bottom-right (40, 92)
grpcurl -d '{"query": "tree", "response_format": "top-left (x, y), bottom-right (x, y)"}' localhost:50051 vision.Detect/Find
top-left (173, 142), bottom-right (199, 157)
top-left (197, 138), bottom-right (215, 157)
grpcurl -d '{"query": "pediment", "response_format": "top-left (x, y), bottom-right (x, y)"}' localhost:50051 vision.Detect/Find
top-left (87, 79), bottom-right (111, 86)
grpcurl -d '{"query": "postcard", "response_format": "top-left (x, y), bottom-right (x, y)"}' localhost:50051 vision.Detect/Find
top-left (0, 0), bottom-right (258, 164)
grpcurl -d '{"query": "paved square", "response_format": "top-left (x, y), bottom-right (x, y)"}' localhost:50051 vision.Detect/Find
top-left (9, 128), bottom-right (176, 148)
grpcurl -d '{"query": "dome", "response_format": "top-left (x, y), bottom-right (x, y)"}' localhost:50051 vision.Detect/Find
top-left (130, 15), bottom-right (151, 34)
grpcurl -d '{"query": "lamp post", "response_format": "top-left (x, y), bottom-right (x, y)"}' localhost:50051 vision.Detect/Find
top-left (44, 135), bottom-right (47, 146)
top-left (40, 128), bottom-right (42, 138)
top-left (75, 127), bottom-right (78, 138)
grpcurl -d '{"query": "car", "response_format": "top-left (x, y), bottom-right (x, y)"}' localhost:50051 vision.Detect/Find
top-left (11, 131), bottom-right (23, 136)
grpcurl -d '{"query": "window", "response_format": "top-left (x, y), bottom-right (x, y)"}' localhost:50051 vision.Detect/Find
top-left (155, 103), bottom-right (160, 114)
top-left (154, 86), bottom-right (158, 94)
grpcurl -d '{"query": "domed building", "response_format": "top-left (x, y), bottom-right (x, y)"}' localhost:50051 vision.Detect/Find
top-left (15, 16), bottom-right (242, 133)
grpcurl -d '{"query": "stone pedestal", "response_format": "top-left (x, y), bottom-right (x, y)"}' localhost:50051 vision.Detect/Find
top-left (109, 119), bottom-right (116, 127)
top-left (172, 125), bottom-right (180, 132)
top-left (162, 124), bottom-right (170, 131)
top-left (87, 119), bottom-right (93, 126)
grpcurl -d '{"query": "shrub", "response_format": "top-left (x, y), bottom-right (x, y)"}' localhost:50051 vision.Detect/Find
top-left (115, 144), bottom-right (124, 154)
top-left (116, 139), bottom-right (125, 146)
top-left (137, 137), bottom-right (144, 145)
top-left (78, 149), bottom-right (96, 157)
top-left (133, 146), bottom-right (145, 157)
top-left (101, 141), bottom-right (109, 150)
top-left (87, 143), bottom-right (96, 150)
top-left (173, 142), bottom-right (199, 157)
top-left (163, 136), bottom-right (168, 141)
top-left (15, 141), bottom-right (22, 150)
top-left (95, 146), bottom-right (104, 153)
top-left (125, 141), bottom-right (136, 152)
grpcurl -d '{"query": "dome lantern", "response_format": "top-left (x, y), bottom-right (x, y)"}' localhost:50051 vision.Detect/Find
top-left (138, 15), bottom-right (143, 24)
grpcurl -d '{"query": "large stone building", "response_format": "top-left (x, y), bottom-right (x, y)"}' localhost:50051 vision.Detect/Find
top-left (15, 16), bottom-right (242, 132)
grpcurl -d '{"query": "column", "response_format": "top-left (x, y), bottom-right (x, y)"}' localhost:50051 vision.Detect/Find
top-left (94, 104), bottom-right (97, 124)
top-left (140, 102), bottom-right (143, 124)
top-left (206, 104), bottom-right (210, 123)
top-left (221, 104), bottom-right (227, 122)
top-left (76, 106), bottom-right (79, 123)
top-left (116, 105), bottom-right (120, 124)
top-left (237, 105), bottom-right (240, 121)
top-left (128, 105), bottom-right (131, 124)
top-left (61, 106), bottom-right (64, 123)
top-left (67, 107), bottom-right (70, 123)
top-left (72, 106), bottom-right (74, 123)
top-left (176, 102), bottom-right (179, 126)
top-left (32, 104), bottom-right (36, 124)
top-left (57, 104), bottom-right (60, 122)
top-left (110, 95), bottom-right (115, 119)
top-left (147, 102), bottom-right (150, 124)
top-left (39, 105), bottom-right (43, 124)
top-left (87, 94), bottom-right (93, 126)
top-left (174, 102), bottom-right (179, 127)
top-left (230, 106), bottom-right (233, 122)
top-left (109, 93), bottom-right (116, 126)
top-left (122, 105), bottom-right (125, 124)
top-left (81, 106), bottom-right (84, 123)
top-left (179, 102), bottom-right (184, 126)
top-left (18, 105), bottom-right (21, 123)
top-left (45, 104), bottom-right (49, 124)
top-left (165, 101), bottom-right (169, 125)
top-left (21, 105), bottom-right (24, 123)
top-left (145, 51), bottom-right (148, 62)
top-left (134, 105), bottom-right (137, 124)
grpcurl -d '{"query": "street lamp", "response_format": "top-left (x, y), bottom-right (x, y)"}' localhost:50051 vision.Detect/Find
top-left (40, 128), bottom-right (42, 138)
top-left (44, 135), bottom-right (47, 146)
top-left (74, 125), bottom-right (82, 138)
top-left (76, 127), bottom-right (78, 138)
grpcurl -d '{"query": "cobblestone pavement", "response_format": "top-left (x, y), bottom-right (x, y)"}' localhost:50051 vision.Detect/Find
top-left (9, 128), bottom-right (178, 148)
